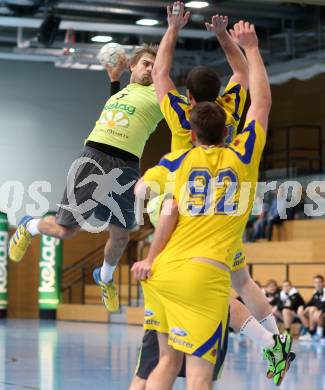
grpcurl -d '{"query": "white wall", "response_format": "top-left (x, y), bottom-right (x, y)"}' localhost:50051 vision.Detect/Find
top-left (0, 60), bottom-right (128, 225)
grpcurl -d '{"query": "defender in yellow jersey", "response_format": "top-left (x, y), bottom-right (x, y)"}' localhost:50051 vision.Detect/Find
top-left (141, 107), bottom-right (267, 388)
top-left (9, 45), bottom-right (163, 313)
top-left (143, 118), bottom-right (266, 268)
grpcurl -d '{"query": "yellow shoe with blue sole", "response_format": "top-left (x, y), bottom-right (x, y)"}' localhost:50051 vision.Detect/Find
top-left (8, 216), bottom-right (33, 262)
top-left (93, 267), bottom-right (119, 312)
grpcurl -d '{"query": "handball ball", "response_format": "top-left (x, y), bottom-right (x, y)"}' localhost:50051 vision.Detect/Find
top-left (98, 42), bottom-right (126, 67)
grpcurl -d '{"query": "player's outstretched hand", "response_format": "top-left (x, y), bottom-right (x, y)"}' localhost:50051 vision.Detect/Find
top-left (229, 21), bottom-right (258, 50)
top-left (105, 54), bottom-right (128, 82)
top-left (167, 1), bottom-right (190, 30)
top-left (205, 14), bottom-right (228, 35)
top-left (131, 258), bottom-right (153, 281)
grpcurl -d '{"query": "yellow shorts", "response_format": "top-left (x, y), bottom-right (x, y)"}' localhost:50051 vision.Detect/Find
top-left (231, 244), bottom-right (247, 272)
top-left (141, 258), bottom-right (231, 365)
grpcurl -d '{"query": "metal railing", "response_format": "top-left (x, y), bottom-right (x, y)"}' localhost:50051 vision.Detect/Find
top-left (262, 124), bottom-right (323, 178)
top-left (61, 219), bottom-right (154, 305)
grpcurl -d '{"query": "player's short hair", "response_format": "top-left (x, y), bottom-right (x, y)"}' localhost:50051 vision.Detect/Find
top-left (129, 44), bottom-right (158, 66)
top-left (186, 66), bottom-right (221, 102)
top-left (190, 102), bottom-right (226, 145)
top-left (314, 275), bottom-right (324, 282)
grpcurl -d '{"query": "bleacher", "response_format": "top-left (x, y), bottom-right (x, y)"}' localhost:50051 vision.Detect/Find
top-left (56, 219), bottom-right (325, 331)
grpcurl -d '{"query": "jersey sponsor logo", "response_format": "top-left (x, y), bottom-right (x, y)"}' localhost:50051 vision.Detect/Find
top-left (234, 251), bottom-right (242, 260)
top-left (169, 335), bottom-right (193, 349)
top-left (233, 257), bottom-right (245, 268)
top-left (171, 327), bottom-right (188, 337)
top-left (144, 319), bottom-right (160, 327)
top-left (144, 309), bottom-right (154, 317)
top-left (99, 110), bottom-right (129, 128)
top-left (104, 102), bottom-right (136, 115)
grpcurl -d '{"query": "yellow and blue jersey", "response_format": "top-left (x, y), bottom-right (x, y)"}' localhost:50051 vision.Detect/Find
top-left (143, 119), bottom-right (266, 269)
top-left (160, 81), bottom-right (247, 151)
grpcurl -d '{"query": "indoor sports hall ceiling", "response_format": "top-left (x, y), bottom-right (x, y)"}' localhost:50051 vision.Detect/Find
top-left (0, 0), bottom-right (324, 83)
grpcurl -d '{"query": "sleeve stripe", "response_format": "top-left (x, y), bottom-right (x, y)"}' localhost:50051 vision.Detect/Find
top-left (167, 92), bottom-right (191, 130)
top-left (223, 84), bottom-right (241, 121)
top-left (227, 120), bottom-right (257, 164)
top-left (158, 150), bottom-right (190, 172)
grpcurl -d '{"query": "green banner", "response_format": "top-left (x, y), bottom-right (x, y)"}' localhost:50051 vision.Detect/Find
top-left (38, 223), bottom-right (63, 310)
top-left (0, 212), bottom-right (8, 309)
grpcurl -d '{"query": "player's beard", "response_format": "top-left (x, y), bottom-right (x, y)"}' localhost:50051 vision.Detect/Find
top-left (140, 74), bottom-right (152, 86)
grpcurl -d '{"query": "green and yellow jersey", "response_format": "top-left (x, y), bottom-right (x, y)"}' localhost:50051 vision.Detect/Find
top-left (86, 83), bottom-right (163, 158)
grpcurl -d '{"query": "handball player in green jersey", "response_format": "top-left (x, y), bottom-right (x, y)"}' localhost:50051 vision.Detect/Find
top-left (9, 45), bottom-right (163, 313)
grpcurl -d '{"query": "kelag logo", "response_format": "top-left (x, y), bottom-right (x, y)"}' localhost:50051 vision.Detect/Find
top-left (104, 102), bottom-right (136, 115)
top-left (39, 236), bottom-right (60, 294)
top-left (0, 231), bottom-right (8, 303)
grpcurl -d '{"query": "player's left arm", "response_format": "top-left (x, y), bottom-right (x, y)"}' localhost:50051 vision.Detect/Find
top-left (206, 15), bottom-right (248, 89)
top-left (152, 2), bottom-right (190, 103)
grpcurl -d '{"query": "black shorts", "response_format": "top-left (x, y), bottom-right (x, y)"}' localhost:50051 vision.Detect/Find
top-left (135, 314), bottom-right (230, 381)
top-left (56, 145), bottom-right (140, 230)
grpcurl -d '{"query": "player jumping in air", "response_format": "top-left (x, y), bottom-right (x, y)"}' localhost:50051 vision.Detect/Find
top-left (9, 45), bottom-right (163, 313)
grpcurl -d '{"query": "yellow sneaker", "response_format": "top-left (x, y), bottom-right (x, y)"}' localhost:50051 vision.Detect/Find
top-left (93, 267), bottom-right (119, 312)
top-left (9, 216), bottom-right (33, 262)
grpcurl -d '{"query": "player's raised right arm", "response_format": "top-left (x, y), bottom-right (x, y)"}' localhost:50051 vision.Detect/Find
top-left (231, 22), bottom-right (271, 131)
top-left (152, 1), bottom-right (190, 103)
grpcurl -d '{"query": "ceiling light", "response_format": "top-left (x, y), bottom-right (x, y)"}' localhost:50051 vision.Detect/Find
top-left (136, 19), bottom-right (159, 26)
top-left (185, 1), bottom-right (209, 8)
top-left (91, 35), bottom-right (113, 43)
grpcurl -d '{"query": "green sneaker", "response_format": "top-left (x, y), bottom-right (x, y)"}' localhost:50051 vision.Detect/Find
top-left (263, 334), bottom-right (294, 386)
top-left (266, 351), bottom-right (296, 379)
